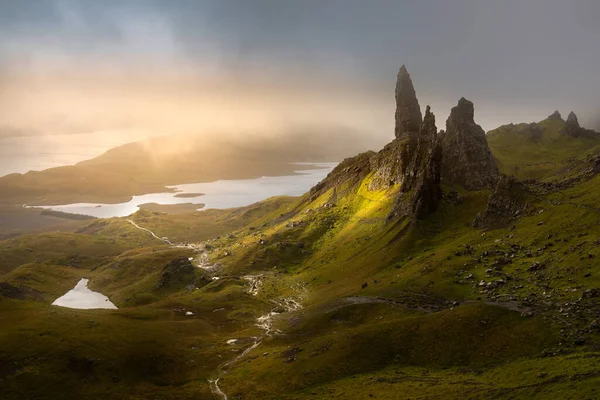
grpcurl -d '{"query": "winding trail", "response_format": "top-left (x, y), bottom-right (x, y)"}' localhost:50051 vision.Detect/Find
top-left (209, 274), bottom-right (305, 399)
top-left (122, 220), bottom-right (301, 399)
top-left (126, 219), bottom-right (173, 245)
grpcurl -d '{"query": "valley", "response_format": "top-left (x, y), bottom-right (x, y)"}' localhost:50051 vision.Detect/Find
top-left (2, 66), bottom-right (600, 400)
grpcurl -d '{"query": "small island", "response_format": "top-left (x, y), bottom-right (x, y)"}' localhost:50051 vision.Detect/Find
top-left (173, 193), bottom-right (205, 198)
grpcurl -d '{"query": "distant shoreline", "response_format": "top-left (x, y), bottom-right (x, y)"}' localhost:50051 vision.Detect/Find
top-left (173, 192), bottom-right (205, 198)
top-left (0, 162), bottom-right (337, 206)
top-left (137, 202), bottom-right (205, 214)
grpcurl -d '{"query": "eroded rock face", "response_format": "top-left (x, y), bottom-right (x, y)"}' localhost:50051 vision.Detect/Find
top-left (0, 282), bottom-right (43, 301)
top-left (548, 110), bottom-right (563, 121)
top-left (157, 257), bottom-right (195, 288)
top-left (565, 111), bottom-right (581, 137)
top-left (394, 65), bottom-right (422, 140)
top-left (390, 106), bottom-right (443, 220)
top-left (440, 98), bottom-right (499, 190)
top-left (368, 139), bottom-right (410, 191)
top-left (473, 175), bottom-right (534, 229)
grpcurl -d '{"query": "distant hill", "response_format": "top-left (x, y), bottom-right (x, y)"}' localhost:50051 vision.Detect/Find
top-left (488, 112), bottom-right (600, 180)
top-left (0, 125), bottom-right (376, 206)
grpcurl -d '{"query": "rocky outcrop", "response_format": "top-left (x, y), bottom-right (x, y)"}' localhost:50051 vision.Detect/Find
top-left (394, 65), bottom-right (422, 140)
top-left (390, 106), bottom-right (443, 220)
top-left (0, 282), bottom-right (43, 301)
top-left (309, 151), bottom-right (375, 200)
top-left (473, 175), bottom-right (534, 229)
top-left (565, 111), bottom-right (581, 137)
top-left (368, 138), bottom-right (410, 190)
top-left (548, 110), bottom-right (563, 121)
top-left (156, 257), bottom-right (196, 289)
top-left (440, 98), bottom-right (499, 190)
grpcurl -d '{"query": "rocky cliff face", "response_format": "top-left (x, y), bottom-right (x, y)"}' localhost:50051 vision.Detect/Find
top-left (310, 66), bottom-right (502, 223)
top-left (390, 105), bottom-right (443, 220)
top-left (565, 111), bottom-right (582, 137)
top-left (547, 110), bottom-right (563, 121)
top-left (394, 65), bottom-right (422, 140)
top-left (440, 98), bottom-right (499, 190)
top-left (473, 175), bottom-right (534, 229)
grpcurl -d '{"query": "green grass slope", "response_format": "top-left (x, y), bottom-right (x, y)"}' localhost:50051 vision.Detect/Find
top-left (2, 133), bottom-right (600, 399)
top-left (488, 118), bottom-right (600, 180)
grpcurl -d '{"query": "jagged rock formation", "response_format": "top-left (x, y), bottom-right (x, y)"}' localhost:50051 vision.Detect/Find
top-left (548, 110), bottom-right (563, 121)
top-left (394, 65), bottom-right (422, 140)
top-left (565, 111), bottom-right (581, 137)
top-left (473, 175), bottom-right (534, 229)
top-left (440, 98), bottom-right (499, 190)
top-left (368, 138), bottom-right (410, 190)
top-left (390, 106), bottom-right (443, 220)
top-left (309, 151), bottom-right (375, 200)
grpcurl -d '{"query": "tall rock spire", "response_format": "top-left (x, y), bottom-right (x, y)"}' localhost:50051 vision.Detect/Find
top-left (389, 105), bottom-right (442, 221)
top-left (394, 65), bottom-right (422, 139)
top-left (565, 111), bottom-right (581, 137)
top-left (440, 97), bottom-right (498, 190)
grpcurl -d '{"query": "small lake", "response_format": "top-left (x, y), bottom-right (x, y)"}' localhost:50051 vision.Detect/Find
top-left (31, 163), bottom-right (336, 218)
top-left (52, 278), bottom-right (118, 310)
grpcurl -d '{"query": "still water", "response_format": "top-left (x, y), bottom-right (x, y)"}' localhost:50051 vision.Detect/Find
top-left (31, 163), bottom-right (336, 218)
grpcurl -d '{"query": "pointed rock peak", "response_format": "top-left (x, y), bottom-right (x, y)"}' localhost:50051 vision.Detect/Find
top-left (548, 110), bottom-right (563, 121)
top-left (565, 111), bottom-right (582, 137)
top-left (395, 65), bottom-right (422, 139)
top-left (421, 105), bottom-right (437, 137)
top-left (566, 111), bottom-right (580, 128)
top-left (441, 97), bottom-right (499, 190)
top-left (450, 97), bottom-right (475, 123)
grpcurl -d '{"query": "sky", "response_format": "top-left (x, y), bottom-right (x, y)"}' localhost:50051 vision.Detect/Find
top-left (1, 0), bottom-right (599, 145)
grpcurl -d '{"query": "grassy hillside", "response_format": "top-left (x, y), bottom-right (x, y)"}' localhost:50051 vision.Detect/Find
top-left (488, 118), bottom-right (600, 180)
top-left (2, 128), bottom-right (600, 399)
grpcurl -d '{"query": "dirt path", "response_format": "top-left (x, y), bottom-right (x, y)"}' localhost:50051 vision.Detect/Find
top-left (126, 219), bottom-right (173, 245)
top-left (209, 274), bottom-right (305, 399)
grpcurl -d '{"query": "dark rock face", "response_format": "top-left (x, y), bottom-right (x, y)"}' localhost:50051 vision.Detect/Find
top-left (565, 111), bottom-right (581, 137)
top-left (0, 282), bottom-right (43, 301)
top-left (390, 105), bottom-right (443, 220)
top-left (548, 110), bottom-right (563, 121)
top-left (156, 257), bottom-right (195, 289)
top-left (368, 138), bottom-right (410, 190)
top-left (473, 175), bottom-right (534, 229)
top-left (394, 65), bottom-right (422, 140)
top-left (440, 98), bottom-right (499, 190)
top-left (524, 123), bottom-right (543, 141)
top-left (309, 151), bottom-right (375, 200)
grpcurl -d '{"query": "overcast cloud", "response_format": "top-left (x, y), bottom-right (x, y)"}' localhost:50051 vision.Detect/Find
top-left (1, 0), bottom-right (599, 140)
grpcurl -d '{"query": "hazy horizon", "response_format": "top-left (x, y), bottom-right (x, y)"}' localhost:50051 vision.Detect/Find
top-left (1, 0), bottom-right (600, 146)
